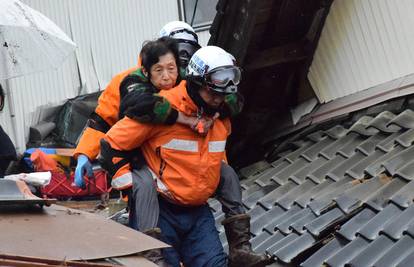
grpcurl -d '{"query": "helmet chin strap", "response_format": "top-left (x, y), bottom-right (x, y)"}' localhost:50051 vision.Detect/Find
top-left (186, 81), bottom-right (220, 116)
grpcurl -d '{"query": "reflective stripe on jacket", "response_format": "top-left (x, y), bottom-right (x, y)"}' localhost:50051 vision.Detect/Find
top-left (104, 81), bottom-right (231, 206)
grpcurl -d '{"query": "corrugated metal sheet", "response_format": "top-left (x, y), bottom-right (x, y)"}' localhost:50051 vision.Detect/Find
top-left (309, 0), bottom-right (414, 104)
top-left (0, 0), bottom-right (210, 152)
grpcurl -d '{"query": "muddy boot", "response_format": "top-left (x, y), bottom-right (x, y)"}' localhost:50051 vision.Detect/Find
top-left (140, 228), bottom-right (171, 267)
top-left (222, 214), bottom-right (273, 267)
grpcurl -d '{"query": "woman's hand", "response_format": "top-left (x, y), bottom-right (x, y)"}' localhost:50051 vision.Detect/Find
top-left (177, 112), bottom-right (219, 136)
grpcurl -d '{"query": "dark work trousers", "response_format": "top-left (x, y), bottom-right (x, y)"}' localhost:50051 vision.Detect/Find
top-left (215, 162), bottom-right (245, 217)
top-left (0, 126), bottom-right (16, 177)
top-left (128, 162), bottom-right (245, 231)
top-left (158, 196), bottom-right (227, 267)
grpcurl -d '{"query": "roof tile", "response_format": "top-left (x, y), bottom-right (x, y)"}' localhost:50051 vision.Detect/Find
top-left (300, 237), bottom-right (347, 267)
top-left (348, 235), bottom-right (394, 267)
top-left (325, 236), bottom-right (370, 267)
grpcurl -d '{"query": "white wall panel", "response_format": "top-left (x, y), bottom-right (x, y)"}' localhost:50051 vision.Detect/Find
top-left (1, 0), bottom-right (184, 152)
top-left (197, 30), bottom-right (211, 46)
top-left (309, 0), bottom-right (414, 103)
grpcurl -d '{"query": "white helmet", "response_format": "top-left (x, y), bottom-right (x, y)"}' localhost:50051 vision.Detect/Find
top-left (159, 21), bottom-right (201, 67)
top-left (159, 21), bottom-right (198, 43)
top-left (186, 46), bottom-right (241, 94)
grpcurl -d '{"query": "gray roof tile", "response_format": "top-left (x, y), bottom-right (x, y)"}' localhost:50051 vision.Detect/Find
top-left (273, 232), bottom-right (316, 263)
top-left (263, 205), bottom-right (303, 234)
top-left (319, 134), bottom-right (358, 160)
top-left (306, 130), bottom-right (327, 142)
top-left (255, 231), bottom-right (286, 254)
top-left (357, 203), bottom-right (403, 241)
top-left (251, 230), bottom-right (272, 250)
top-left (276, 208), bottom-right (314, 234)
top-left (257, 181), bottom-right (298, 210)
top-left (301, 137), bottom-right (336, 162)
top-left (324, 125), bottom-right (349, 140)
top-left (364, 145), bottom-right (404, 177)
top-left (247, 205), bottom-right (267, 217)
top-left (254, 161), bottom-right (291, 187)
top-left (376, 131), bottom-right (402, 152)
top-left (326, 152), bottom-right (366, 182)
top-left (355, 133), bottom-right (386, 156)
top-left (376, 131), bottom-right (404, 153)
top-left (308, 178), bottom-right (354, 215)
top-left (381, 204), bottom-right (414, 240)
top-left (307, 155), bottom-right (346, 184)
top-left (243, 183), bottom-right (279, 209)
top-left (364, 177), bottom-right (407, 211)
top-left (395, 128), bottom-right (414, 148)
top-left (290, 210), bottom-right (318, 234)
top-left (300, 237), bottom-right (347, 267)
top-left (250, 206), bottom-right (286, 235)
top-left (397, 253), bottom-right (414, 267)
top-left (266, 232), bottom-right (300, 255)
top-left (383, 145), bottom-right (414, 176)
top-left (402, 221), bottom-right (414, 238)
top-left (387, 109), bottom-right (414, 129)
top-left (336, 135), bottom-right (366, 158)
top-left (270, 157), bottom-right (309, 185)
top-left (305, 208), bottom-right (345, 237)
top-left (348, 235), bottom-right (394, 267)
top-left (290, 157), bottom-right (328, 184)
top-left (395, 159), bottom-right (414, 181)
top-left (335, 175), bottom-right (392, 214)
top-left (366, 111), bottom-right (400, 133)
top-left (294, 178), bottom-right (337, 208)
top-left (346, 150), bottom-right (385, 179)
top-left (276, 180), bottom-right (317, 210)
top-left (373, 235), bottom-right (414, 267)
top-left (389, 179), bottom-right (414, 208)
top-left (283, 141), bottom-right (315, 163)
top-left (239, 160), bottom-right (272, 179)
top-left (348, 116), bottom-right (377, 136)
top-left (325, 236), bottom-right (370, 267)
top-left (337, 208), bottom-right (377, 241)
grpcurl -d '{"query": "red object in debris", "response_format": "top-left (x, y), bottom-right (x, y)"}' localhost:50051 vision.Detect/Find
top-left (41, 170), bottom-right (108, 198)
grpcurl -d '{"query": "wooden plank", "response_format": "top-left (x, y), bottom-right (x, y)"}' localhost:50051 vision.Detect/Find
top-left (0, 254), bottom-right (117, 267)
top-left (245, 41), bottom-right (307, 71)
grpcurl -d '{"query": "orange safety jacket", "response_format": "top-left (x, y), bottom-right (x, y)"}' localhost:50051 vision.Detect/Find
top-left (73, 66), bottom-right (139, 160)
top-left (104, 81), bottom-right (231, 206)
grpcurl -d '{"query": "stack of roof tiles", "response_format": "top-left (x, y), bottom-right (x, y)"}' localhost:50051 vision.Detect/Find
top-left (210, 109), bottom-right (414, 266)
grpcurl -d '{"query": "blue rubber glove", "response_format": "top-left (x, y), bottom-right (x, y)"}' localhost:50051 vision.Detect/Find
top-left (74, 154), bottom-right (93, 189)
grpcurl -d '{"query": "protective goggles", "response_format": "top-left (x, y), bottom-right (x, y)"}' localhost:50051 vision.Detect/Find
top-left (205, 66), bottom-right (241, 89)
top-left (176, 40), bottom-right (201, 65)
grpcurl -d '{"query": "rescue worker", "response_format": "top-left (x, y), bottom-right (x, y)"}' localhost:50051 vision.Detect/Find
top-left (101, 46), bottom-right (271, 267)
top-left (103, 45), bottom-right (235, 266)
top-left (73, 21), bottom-right (202, 187)
top-left (118, 47), bottom-right (269, 267)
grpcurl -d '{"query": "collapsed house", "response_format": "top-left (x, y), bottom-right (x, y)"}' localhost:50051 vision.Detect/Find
top-left (208, 0), bottom-right (414, 266)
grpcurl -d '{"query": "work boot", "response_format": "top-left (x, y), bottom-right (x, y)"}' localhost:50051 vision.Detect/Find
top-left (140, 228), bottom-right (171, 267)
top-left (222, 214), bottom-right (273, 267)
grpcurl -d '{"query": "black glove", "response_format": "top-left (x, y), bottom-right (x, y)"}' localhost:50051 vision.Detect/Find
top-left (120, 90), bottom-right (177, 124)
